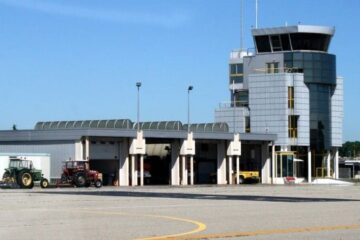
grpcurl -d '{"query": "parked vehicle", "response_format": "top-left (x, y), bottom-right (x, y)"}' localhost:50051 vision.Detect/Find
top-left (1, 158), bottom-right (49, 189)
top-left (60, 160), bottom-right (103, 188)
top-left (233, 171), bottom-right (260, 184)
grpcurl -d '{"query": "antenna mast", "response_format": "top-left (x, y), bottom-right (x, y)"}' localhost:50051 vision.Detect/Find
top-left (240, 0), bottom-right (244, 51)
top-left (255, 0), bottom-right (258, 29)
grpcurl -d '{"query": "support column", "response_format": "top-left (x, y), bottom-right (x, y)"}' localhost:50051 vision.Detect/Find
top-left (326, 151), bottom-right (331, 178)
top-left (217, 141), bottom-right (227, 184)
top-left (181, 156), bottom-right (188, 185)
top-left (228, 156), bottom-right (233, 185)
top-left (261, 143), bottom-right (271, 184)
top-left (271, 144), bottom-right (275, 184)
top-left (236, 156), bottom-right (239, 184)
top-left (335, 148), bottom-right (339, 179)
top-left (140, 155), bottom-right (144, 186)
top-left (85, 137), bottom-right (90, 160)
top-left (308, 147), bottom-right (312, 183)
top-left (131, 155), bottom-right (136, 186)
top-left (119, 139), bottom-right (129, 186)
top-left (171, 141), bottom-right (180, 185)
top-left (190, 155), bottom-right (194, 185)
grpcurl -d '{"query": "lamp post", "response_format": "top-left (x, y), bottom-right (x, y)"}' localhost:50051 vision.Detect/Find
top-left (136, 82), bottom-right (142, 132)
top-left (187, 85), bottom-right (193, 133)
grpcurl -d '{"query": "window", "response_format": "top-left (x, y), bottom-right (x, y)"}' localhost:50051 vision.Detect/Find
top-left (229, 63), bottom-right (244, 84)
top-left (255, 35), bottom-right (271, 53)
top-left (245, 116), bottom-right (250, 133)
top-left (266, 62), bottom-right (279, 73)
top-left (270, 35), bottom-right (282, 51)
top-left (233, 90), bottom-right (248, 107)
top-left (288, 86), bottom-right (294, 109)
top-left (288, 115), bottom-right (299, 138)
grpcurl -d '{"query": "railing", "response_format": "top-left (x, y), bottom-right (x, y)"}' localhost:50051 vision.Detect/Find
top-left (218, 101), bottom-right (249, 108)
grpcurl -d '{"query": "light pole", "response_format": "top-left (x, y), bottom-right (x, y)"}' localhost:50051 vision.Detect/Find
top-left (136, 82), bottom-right (141, 132)
top-left (232, 80), bottom-right (236, 133)
top-left (187, 85), bottom-right (193, 133)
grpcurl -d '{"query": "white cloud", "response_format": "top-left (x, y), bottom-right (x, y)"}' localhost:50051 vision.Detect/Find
top-left (0, 0), bottom-right (190, 28)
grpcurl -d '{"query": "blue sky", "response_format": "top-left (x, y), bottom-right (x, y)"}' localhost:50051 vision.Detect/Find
top-left (0, 0), bottom-right (359, 141)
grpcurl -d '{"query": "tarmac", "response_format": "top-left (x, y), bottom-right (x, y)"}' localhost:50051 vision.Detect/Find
top-left (0, 184), bottom-right (360, 240)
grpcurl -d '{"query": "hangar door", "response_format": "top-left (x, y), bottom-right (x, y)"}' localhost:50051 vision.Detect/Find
top-left (89, 140), bottom-right (120, 186)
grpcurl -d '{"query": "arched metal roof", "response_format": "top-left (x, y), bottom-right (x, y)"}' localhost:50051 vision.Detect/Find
top-left (133, 121), bottom-right (183, 131)
top-left (34, 119), bottom-right (133, 130)
top-left (34, 120), bottom-right (229, 133)
top-left (183, 123), bottom-right (229, 133)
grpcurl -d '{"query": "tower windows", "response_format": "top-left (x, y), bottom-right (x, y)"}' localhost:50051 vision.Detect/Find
top-left (288, 86), bottom-right (294, 109)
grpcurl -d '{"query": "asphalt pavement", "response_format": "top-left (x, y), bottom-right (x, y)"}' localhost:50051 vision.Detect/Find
top-left (0, 184), bottom-right (359, 240)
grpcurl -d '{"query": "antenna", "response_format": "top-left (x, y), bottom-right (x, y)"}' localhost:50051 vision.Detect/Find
top-left (255, 0), bottom-right (258, 29)
top-left (240, 0), bottom-right (244, 51)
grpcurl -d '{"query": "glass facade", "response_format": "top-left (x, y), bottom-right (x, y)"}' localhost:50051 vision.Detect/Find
top-left (284, 52), bottom-right (336, 150)
top-left (284, 52), bottom-right (336, 85)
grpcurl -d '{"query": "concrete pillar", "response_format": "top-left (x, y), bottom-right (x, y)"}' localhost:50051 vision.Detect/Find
top-left (271, 144), bottom-right (275, 184)
top-left (261, 143), bottom-right (271, 184)
top-left (181, 156), bottom-right (188, 185)
top-left (217, 141), bottom-right (227, 184)
top-left (171, 140), bottom-right (180, 185)
top-left (308, 147), bottom-right (312, 183)
top-left (131, 155), bottom-right (137, 186)
top-left (335, 148), bottom-right (339, 179)
top-left (326, 151), bottom-right (331, 178)
top-left (228, 156), bottom-right (233, 185)
top-left (75, 141), bottom-right (83, 160)
top-left (85, 137), bottom-right (90, 160)
top-left (140, 155), bottom-right (144, 186)
top-left (190, 155), bottom-right (194, 185)
top-left (119, 139), bottom-right (129, 186)
top-left (236, 156), bottom-right (240, 184)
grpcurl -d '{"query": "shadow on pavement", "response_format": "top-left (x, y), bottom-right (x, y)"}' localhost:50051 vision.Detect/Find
top-left (34, 190), bottom-right (360, 203)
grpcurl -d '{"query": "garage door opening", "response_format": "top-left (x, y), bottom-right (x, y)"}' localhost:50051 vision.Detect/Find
top-left (194, 142), bottom-right (217, 184)
top-left (144, 143), bottom-right (171, 185)
top-left (90, 160), bottom-right (119, 186)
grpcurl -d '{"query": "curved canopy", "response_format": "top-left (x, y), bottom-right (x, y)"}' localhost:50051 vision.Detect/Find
top-left (34, 119), bottom-right (133, 130)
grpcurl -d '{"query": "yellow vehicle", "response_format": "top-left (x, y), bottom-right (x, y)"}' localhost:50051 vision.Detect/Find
top-left (233, 171), bottom-right (260, 184)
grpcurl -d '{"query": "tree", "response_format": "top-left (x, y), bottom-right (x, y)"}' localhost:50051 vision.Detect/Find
top-left (339, 141), bottom-right (360, 157)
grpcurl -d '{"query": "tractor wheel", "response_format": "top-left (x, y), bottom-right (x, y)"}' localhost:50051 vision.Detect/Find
top-left (40, 178), bottom-right (49, 188)
top-left (18, 170), bottom-right (34, 189)
top-left (74, 173), bottom-right (86, 187)
top-left (239, 176), bottom-right (245, 184)
top-left (94, 179), bottom-right (102, 188)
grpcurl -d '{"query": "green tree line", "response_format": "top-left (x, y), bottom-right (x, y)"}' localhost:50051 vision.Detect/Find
top-left (339, 141), bottom-right (360, 157)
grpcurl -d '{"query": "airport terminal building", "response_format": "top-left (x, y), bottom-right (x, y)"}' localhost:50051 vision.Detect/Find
top-left (0, 25), bottom-right (343, 186)
top-left (215, 25), bottom-right (343, 183)
top-left (0, 120), bottom-right (276, 186)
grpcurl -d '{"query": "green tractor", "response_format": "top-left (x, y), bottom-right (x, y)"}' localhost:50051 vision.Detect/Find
top-left (2, 158), bottom-right (49, 189)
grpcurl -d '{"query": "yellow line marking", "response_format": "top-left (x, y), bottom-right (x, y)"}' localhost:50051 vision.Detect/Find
top-left (135, 215), bottom-right (206, 240)
top-left (70, 209), bottom-right (206, 240)
top-left (182, 223), bottom-right (360, 239)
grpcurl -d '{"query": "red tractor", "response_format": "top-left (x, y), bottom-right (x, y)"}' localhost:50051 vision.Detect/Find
top-left (60, 160), bottom-right (103, 188)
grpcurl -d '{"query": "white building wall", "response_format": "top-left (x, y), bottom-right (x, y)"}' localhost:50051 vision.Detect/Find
top-left (248, 73), bottom-right (309, 147)
top-left (249, 73), bottom-right (288, 146)
top-left (292, 74), bottom-right (310, 146)
top-left (214, 106), bottom-right (249, 133)
top-left (331, 77), bottom-right (343, 147)
top-left (0, 141), bottom-right (75, 179)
